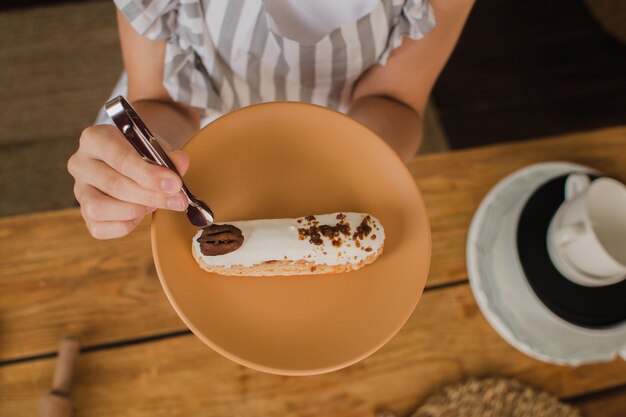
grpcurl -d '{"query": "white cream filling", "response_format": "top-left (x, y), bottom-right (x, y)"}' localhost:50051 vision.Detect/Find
top-left (192, 212), bottom-right (384, 268)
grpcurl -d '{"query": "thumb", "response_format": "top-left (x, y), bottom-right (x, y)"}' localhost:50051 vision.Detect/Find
top-left (169, 150), bottom-right (190, 177)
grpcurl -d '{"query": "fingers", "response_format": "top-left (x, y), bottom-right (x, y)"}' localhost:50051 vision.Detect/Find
top-left (85, 218), bottom-right (142, 240)
top-left (169, 150), bottom-right (190, 176)
top-left (78, 159), bottom-right (188, 211)
top-left (69, 124), bottom-right (193, 240)
top-left (80, 125), bottom-right (184, 193)
top-left (77, 186), bottom-right (158, 239)
top-left (78, 185), bottom-right (150, 222)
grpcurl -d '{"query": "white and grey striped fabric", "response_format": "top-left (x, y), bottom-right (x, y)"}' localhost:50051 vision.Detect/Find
top-left (109, 0), bottom-right (435, 122)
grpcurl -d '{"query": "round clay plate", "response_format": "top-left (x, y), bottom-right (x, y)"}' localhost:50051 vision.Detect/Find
top-left (151, 102), bottom-right (431, 375)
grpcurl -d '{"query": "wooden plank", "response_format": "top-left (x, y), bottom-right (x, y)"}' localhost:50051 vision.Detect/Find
top-left (412, 126), bottom-right (626, 286)
top-left (569, 385), bottom-right (626, 417)
top-left (2, 284), bottom-right (626, 417)
top-left (0, 210), bottom-right (184, 362)
top-left (1, 127), bottom-right (625, 363)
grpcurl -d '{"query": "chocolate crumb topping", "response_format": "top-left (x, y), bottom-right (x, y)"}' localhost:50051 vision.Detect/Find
top-left (318, 225), bottom-right (334, 238)
top-left (319, 223), bottom-right (351, 239)
top-left (197, 224), bottom-right (244, 256)
top-left (299, 215), bottom-right (352, 247)
top-left (298, 225), bottom-right (323, 245)
top-left (353, 215), bottom-right (372, 240)
top-left (309, 229), bottom-right (323, 245)
top-left (297, 213), bottom-right (378, 251)
top-left (338, 223), bottom-right (351, 236)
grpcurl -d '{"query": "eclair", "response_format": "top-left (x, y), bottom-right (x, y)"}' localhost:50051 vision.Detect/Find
top-left (192, 212), bottom-right (385, 276)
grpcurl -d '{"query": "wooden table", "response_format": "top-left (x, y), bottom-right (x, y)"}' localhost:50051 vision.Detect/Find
top-left (2, 127), bottom-right (626, 416)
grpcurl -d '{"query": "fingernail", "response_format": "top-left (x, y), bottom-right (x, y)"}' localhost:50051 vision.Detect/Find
top-left (160, 178), bottom-right (179, 192)
top-left (167, 197), bottom-right (185, 211)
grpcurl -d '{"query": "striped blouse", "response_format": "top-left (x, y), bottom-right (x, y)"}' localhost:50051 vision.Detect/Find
top-left (112, 0), bottom-right (435, 120)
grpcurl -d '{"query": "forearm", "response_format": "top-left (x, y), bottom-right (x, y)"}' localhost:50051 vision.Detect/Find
top-left (131, 99), bottom-right (200, 150)
top-left (348, 95), bottom-right (423, 163)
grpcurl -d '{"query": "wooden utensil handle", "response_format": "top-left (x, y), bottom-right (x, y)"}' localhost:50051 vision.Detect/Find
top-left (39, 394), bottom-right (72, 417)
top-left (51, 337), bottom-right (80, 395)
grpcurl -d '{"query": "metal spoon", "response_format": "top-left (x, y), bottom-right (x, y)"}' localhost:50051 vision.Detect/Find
top-left (104, 96), bottom-right (214, 227)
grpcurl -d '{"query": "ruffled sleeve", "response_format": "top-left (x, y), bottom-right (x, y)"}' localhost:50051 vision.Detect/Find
top-left (113, 0), bottom-right (222, 118)
top-left (379, 0), bottom-right (436, 65)
top-left (114, 0), bottom-right (178, 40)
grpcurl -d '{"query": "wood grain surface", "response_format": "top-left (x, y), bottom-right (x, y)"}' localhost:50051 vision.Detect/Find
top-left (570, 384), bottom-right (626, 417)
top-left (1, 127), bottom-right (625, 362)
top-left (2, 284), bottom-right (626, 417)
top-left (1, 127), bottom-right (626, 416)
top-left (0, 211), bottom-right (184, 362)
top-left (414, 126), bottom-right (626, 287)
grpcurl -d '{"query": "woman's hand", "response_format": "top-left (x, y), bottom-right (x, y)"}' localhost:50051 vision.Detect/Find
top-left (67, 124), bottom-right (190, 239)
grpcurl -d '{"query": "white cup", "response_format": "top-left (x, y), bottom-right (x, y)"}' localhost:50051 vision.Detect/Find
top-left (547, 174), bottom-right (626, 287)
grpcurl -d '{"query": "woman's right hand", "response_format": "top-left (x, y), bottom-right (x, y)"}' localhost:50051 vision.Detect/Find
top-left (67, 124), bottom-right (190, 240)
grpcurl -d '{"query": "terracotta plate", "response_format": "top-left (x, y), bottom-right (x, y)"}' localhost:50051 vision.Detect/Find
top-left (151, 102), bottom-right (431, 375)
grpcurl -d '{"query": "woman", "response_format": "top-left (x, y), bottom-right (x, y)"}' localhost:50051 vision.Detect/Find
top-left (68, 0), bottom-right (474, 239)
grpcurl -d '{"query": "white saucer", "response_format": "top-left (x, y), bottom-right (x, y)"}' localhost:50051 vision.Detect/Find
top-left (467, 162), bottom-right (626, 366)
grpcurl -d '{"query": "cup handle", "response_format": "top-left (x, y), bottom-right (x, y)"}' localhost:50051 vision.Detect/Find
top-left (554, 223), bottom-right (585, 247)
top-left (564, 174), bottom-right (590, 201)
